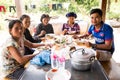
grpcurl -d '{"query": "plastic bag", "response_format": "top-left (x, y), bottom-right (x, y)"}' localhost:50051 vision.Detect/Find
top-left (30, 50), bottom-right (51, 66)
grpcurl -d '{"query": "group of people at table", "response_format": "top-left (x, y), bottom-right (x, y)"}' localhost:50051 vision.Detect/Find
top-left (0, 8), bottom-right (115, 79)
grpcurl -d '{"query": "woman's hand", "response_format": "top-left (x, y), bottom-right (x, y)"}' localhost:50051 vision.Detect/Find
top-left (62, 29), bottom-right (67, 35)
top-left (39, 30), bottom-right (46, 37)
top-left (72, 35), bottom-right (79, 39)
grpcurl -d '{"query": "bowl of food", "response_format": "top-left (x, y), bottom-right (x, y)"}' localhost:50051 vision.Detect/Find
top-left (68, 31), bottom-right (76, 35)
top-left (46, 69), bottom-right (71, 80)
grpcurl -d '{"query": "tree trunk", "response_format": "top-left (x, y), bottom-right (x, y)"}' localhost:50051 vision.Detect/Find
top-left (101, 0), bottom-right (107, 22)
top-left (115, 0), bottom-right (117, 3)
top-left (107, 0), bottom-right (111, 12)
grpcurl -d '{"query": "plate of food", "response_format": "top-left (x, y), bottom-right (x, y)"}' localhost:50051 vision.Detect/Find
top-left (46, 69), bottom-right (71, 80)
top-left (37, 46), bottom-right (51, 52)
top-left (45, 34), bottom-right (56, 39)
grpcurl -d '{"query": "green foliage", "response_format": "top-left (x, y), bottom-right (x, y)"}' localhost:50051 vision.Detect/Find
top-left (68, 3), bottom-right (79, 13)
top-left (76, 0), bottom-right (99, 10)
top-left (57, 8), bottom-right (66, 14)
top-left (106, 0), bottom-right (120, 20)
top-left (107, 12), bottom-right (120, 20)
top-left (0, 0), bottom-right (120, 21)
top-left (52, 0), bottom-right (68, 2)
top-left (39, 5), bottom-right (51, 13)
top-left (75, 0), bottom-right (84, 4)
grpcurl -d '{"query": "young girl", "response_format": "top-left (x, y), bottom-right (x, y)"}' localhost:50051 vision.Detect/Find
top-left (0, 20), bottom-right (50, 79)
top-left (20, 14), bottom-right (41, 55)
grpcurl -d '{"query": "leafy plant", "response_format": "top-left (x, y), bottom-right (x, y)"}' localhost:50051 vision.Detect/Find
top-left (76, 0), bottom-right (99, 10)
top-left (107, 12), bottom-right (120, 20)
top-left (106, 1), bottom-right (120, 20)
top-left (68, 3), bottom-right (79, 13)
top-left (39, 5), bottom-right (51, 13)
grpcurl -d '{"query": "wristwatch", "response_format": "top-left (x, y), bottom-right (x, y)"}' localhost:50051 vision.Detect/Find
top-left (92, 44), bottom-right (97, 48)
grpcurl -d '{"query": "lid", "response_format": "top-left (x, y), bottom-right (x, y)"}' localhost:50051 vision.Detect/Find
top-left (71, 48), bottom-right (95, 61)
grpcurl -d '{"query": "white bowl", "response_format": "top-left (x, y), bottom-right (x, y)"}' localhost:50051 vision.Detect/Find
top-left (46, 69), bottom-right (71, 80)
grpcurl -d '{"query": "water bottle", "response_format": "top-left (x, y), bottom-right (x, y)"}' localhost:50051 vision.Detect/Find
top-left (58, 55), bottom-right (65, 70)
top-left (51, 51), bottom-right (59, 72)
top-left (58, 49), bottom-right (66, 70)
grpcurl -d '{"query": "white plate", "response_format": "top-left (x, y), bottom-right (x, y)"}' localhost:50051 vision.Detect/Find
top-left (46, 69), bottom-right (71, 80)
top-left (46, 34), bottom-right (55, 37)
top-left (68, 31), bottom-right (76, 35)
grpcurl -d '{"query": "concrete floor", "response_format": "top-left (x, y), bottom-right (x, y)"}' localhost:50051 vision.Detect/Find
top-left (112, 28), bottom-right (120, 63)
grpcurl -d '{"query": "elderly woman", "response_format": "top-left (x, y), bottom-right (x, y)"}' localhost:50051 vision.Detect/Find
top-left (0, 20), bottom-right (50, 79)
top-left (34, 14), bottom-right (54, 38)
top-left (62, 12), bottom-right (80, 35)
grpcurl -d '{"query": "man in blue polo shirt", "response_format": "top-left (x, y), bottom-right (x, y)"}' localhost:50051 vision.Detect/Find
top-left (73, 8), bottom-right (115, 61)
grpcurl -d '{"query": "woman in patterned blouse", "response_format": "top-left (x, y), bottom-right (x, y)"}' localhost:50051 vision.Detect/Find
top-left (62, 12), bottom-right (80, 35)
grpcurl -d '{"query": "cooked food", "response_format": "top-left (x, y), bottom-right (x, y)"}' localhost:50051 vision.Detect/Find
top-left (70, 46), bottom-right (76, 52)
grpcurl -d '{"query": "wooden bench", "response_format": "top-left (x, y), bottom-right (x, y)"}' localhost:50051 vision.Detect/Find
top-left (100, 58), bottom-right (120, 80)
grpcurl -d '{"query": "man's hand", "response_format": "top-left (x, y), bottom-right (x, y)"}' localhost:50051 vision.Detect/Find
top-left (84, 41), bottom-right (92, 47)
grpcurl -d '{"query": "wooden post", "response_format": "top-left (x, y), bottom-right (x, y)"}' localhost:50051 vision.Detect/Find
top-left (101, 0), bottom-right (107, 22)
top-left (14, 0), bottom-right (24, 18)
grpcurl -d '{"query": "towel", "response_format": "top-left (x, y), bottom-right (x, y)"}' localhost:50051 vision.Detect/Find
top-left (30, 50), bottom-right (51, 66)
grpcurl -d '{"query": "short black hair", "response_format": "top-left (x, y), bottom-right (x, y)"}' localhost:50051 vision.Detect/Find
top-left (40, 14), bottom-right (50, 22)
top-left (66, 12), bottom-right (77, 18)
top-left (9, 20), bottom-right (22, 29)
top-left (90, 8), bottom-right (103, 17)
top-left (20, 14), bottom-right (30, 21)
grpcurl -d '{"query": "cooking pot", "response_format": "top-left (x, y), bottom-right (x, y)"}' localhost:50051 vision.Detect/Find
top-left (70, 48), bottom-right (95, 70)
